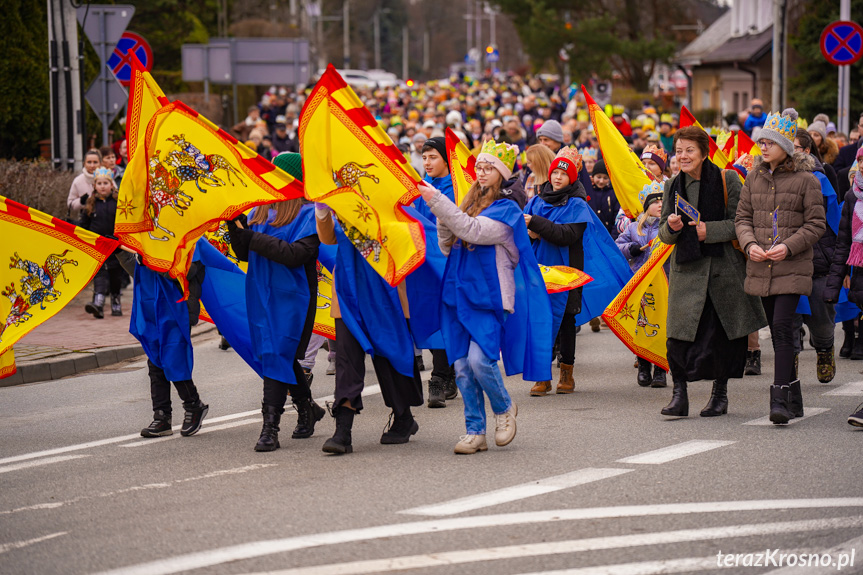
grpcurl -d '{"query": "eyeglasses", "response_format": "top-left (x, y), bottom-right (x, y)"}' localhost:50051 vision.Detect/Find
top-left (758, 140), bottom-right (776, 149)
top-left (475, 164), bottom-right (496, 175)
top-left (794, 145), bottom-right (805, 152)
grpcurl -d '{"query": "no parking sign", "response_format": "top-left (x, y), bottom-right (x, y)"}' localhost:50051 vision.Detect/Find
top-left (107, 31), bottom-right (153, 86)
top-left (820, 20), bottom-right (863, 66)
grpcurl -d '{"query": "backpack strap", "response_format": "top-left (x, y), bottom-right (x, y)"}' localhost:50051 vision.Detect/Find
top-left (721, 169), bottom-right (728, 206)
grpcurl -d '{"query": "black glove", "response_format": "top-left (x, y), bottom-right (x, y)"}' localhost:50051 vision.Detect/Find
top-left (629, 244), bottom-right (642, 257)
top-left (79, 193), bottom-right (89, 205)
top-left (226, 219), bottom-right (253, 254)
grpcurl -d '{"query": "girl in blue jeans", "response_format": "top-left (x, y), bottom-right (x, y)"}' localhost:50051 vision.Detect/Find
top-left (417, 139), bottom-right (552, 454)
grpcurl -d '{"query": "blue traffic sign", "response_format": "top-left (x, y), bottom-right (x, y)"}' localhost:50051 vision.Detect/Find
top-left (821, 21), bottom-right (863, 66)
top-left (107, 31), bottom-right (153, 86)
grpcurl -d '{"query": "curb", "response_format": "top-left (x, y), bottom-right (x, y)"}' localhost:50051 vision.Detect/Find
top-left (2, 324), bottom-right (217, 388)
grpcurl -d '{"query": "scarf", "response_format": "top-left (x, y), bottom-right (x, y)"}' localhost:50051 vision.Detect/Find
top-left (847, 166), bottom-right (863, 267)
top-left (674, 159), bottom-right (726, 265)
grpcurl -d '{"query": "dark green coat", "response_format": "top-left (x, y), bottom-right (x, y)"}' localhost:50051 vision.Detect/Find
top-left (658, 168), bottom-right (767, 342)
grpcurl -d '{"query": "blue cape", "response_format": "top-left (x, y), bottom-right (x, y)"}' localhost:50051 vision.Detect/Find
top-left (130, 264), bottom-right (194, 382)
top-left (243, 203), bottom-right (317, 384)
top-left (440, 198), bottom-right (552, 381)
top-left (524, 194), bottom-right (632, 328)
top-left (815, 171), bottom-right (841, 235)
top-left (333, 209), bottom-right (443, 378)
top-left (413, 174), bottom-right (455, 223)
top-left (195, 238), bottom-right (262, 377)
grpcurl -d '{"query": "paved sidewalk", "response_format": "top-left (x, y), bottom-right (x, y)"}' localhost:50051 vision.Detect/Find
top-left (3, 284), bottom-right (215, 387)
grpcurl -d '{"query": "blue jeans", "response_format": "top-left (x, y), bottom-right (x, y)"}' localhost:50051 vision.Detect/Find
top-left (453, 340), bottom-right (512, 435)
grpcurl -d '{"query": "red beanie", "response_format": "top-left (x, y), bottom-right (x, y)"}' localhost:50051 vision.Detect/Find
top-left (548, 146), bottom-right (583, 184)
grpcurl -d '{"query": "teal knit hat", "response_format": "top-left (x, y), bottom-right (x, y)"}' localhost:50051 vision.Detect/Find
top-left (272, 152), bottom-right (303, 182)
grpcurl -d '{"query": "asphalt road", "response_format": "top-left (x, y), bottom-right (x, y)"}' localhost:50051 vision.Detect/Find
top-left (2, 326), bottom-right (863, 575)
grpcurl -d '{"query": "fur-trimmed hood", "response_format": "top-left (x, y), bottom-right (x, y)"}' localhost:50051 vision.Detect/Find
top-left (751, 151), bottom-right (816, 174)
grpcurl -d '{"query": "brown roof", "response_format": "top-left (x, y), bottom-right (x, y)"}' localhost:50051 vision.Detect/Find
top-left (701, 25), bottom-right (773, 65)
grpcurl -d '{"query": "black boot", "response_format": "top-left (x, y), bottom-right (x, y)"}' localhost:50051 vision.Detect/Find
top-left (322, 405), bottom-right (354, 454)
top-left (255, 404), bottom-right (283, 451)
top-left (141, 409), bottom-right (172, 437)
top-left (840, 322), bottom-right (854, 358)
top-left (661, 380), bottom-right (689, 416)
top-left (380, 408), bottom-right (419, 444)
top-left (793, 352), bottom-right (799, 380)
top-left (85, 293), bottom-right (105, 319)
top-left (637, 358), bottom-right (652, 387)
top-left (788, 379), bottom-right (804, 418)
top-left (218, 336), bottom-right (231, 350)
top-left (650, 366), bottom-right (667, 388)
top-left (769, 384), bottom-right (793, 425)
top-left (853, 327), bottom-right (863, 360)
top-left (700, 379), bottom-right (728, 417)
top-left (110, 294), bottom-right (122, 316)
top-left (427, 376), bottom-right (446, 408)
top-left (292, 397), bottom-right (325, 439)
top-left (744, 350), bottom-right (762, 375)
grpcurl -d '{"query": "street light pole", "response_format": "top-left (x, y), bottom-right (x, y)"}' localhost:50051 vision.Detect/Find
top-left (373, 9), bottom-right (381, 70)
top-left (342, 0), bottom-right (350, 68)
top-left (403, 25), bottom-right (408, 81)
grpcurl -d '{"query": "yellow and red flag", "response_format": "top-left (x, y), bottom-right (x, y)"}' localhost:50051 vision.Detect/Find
top-left (446, 127), bottom-right (475, 207)
top-left (539, 265), bottom-right (593, 294)
top-left (602, 240), bottom-right (674, 370)
top-left (737, 129), bottom-right (761, 157)
top-left (718, 130), bottom-right (737, 161)
top-left (299, 64), bottom-right (425, 286)
top-left (313, 262), bottom-right (336, 340)
top-left (0, 197), bottom-right (119, 379)
top-left (116, 96), bottom-right (304, 296)
top-left (583, 86), bottom-right (659, 218)
top-left (679, 107), bottom-right (741, 175)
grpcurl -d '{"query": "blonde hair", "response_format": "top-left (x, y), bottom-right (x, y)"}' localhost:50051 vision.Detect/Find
top-left (635, 212), bottom-right (650, 236)
top-left (525, 144), bottom-right (555, 187)
top-left (445, 179), bottom-right (501, 249)
top-left (248, 198), bottom-right (304, 228)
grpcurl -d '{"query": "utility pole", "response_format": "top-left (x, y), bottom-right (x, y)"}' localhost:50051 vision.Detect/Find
top-left (316, 1), bottom-right (324, 70)
top-left (423, 29), bottom-right (429, 73)
top-left (373, 9), bottom-right (381, 70)
top-left (402, 25), bottom-right (409, 80)
top-left (475, 0), bottom-right (481, 76)
top-left (838, 0), bottom-right (852, 134)
top-left (771, 0), bottom-right (786, 111)
top-left (466, 0), bottom-right (473, 63)
top-left (342, 0), bottom-right (350, 68)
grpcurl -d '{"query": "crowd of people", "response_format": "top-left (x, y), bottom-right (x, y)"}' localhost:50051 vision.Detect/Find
top-left (67, 73), bottom-right (863, 453)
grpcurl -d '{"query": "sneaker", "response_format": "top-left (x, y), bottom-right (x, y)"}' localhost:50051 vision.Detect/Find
top-left (427, 376), bottom-right (446, 408)
top-left (180, 400), bottom-right (209, 436)
top-left (454, 434), bottom-right (488, 454)
top-left (326, 358), bottom-right (336, 376)
top-left (849, 403), bottom-right (863, 428)
top-left (494, 403), bottom-right (517, 447)
top-left (140, 410), bottom-right (172, 437)
top-left (444, 376), bottom-right (458, 400)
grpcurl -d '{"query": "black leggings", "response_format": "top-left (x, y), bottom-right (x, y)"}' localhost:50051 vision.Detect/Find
top-left (558, 313), bottom-right (577, 365)
top-left (762, 294), bottom-right (801, 386)
top-left (262, 360), bottom-right (312, 408)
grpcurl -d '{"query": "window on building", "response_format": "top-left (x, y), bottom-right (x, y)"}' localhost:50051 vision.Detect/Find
top-left (702, 90), bottom-right (710, 109)
top-left (743, 92), bottom-right (749, 107)
top-left (733, 92), bottom-right (740, 113)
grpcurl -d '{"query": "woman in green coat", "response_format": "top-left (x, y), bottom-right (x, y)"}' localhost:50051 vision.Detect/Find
top-left (657, 126), bottom-right (767, 418)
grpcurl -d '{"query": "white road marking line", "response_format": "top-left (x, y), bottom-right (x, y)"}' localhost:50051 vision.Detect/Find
top-left (234, 517), bottom-right (863, 575)
top-left (0, 531), bottom-right (68, 555)
top-left (616, 440), bottom-right (735, 465)
top-left (119, 418), bottom-right (264, 447)
top-left (0, 454), bottom-right (90, 475)
top-left (766, 533), bottom-right (863, 574)
top-left (0, 464), bottom-right (276, 516)
top-left (823, 381), bottom-right (863, 396)
top-left (399, 468), bottom-right (633, 517)
top-left (743, 407), bottom-right (831, 426)
top-left (90, 498), bottom-right (863, 575)
top-left (516, 554), bottom-right (807, 575)
top-left (0, 386), bottom-right (380, 462)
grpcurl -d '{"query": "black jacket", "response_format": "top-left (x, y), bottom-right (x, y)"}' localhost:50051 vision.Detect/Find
top-left (228, 219), bottom-right (320, 360)
top-left (811, 157), bottom-right (838, 277)
top-left (834, 140), bottom-right (863, 172)
top-left (527, 181), bottom-right (588, 315)
top-left (825, 189), bottom-right (863, 305)
top-left (501, 176), bottom-right (527, 209)
top-left (587, 184), bottom-right (620, 239)
top-left (79, 195), bottom-right (117, 239)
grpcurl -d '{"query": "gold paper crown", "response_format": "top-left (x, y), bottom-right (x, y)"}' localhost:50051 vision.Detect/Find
top-left (93, 167), bottom-right (113, 180)
top-left (638, 180), bottom-right (664, 206)
top-left (641, 143), bottom-right (667, 163)
top-left (553, 146), bottom-right (583, 174)
top-left (581, 147), bottom-right (598, 161)
top-left (480, 139), bottom-right (518, 172)
top-left (763, 111), bottom-right (797, 143)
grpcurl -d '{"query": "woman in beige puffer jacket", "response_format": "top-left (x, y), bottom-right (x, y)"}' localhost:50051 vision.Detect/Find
top-left (735, 108), bottom-right (826, 426)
